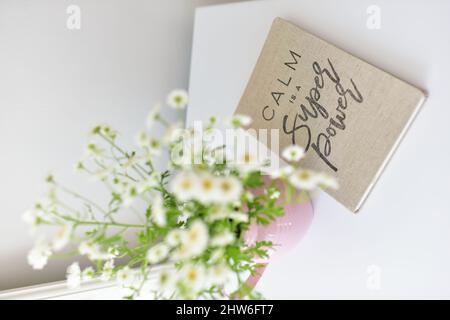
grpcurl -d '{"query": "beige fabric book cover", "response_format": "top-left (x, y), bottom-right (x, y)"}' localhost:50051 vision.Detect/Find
top-left (235, 17), bottom-right (426, 212)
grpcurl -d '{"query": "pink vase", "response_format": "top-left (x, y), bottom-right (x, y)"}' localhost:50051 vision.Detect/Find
top-left (244, 177), bottom-right (314, 288)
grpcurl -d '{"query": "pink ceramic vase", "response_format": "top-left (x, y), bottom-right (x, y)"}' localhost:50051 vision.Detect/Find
top-left (244, 177), bottom-right (314, 288)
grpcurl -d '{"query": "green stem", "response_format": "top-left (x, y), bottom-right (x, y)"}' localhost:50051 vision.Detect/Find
top-left (98, 132), bottom-right (149, 179)
top-left (155, 115), bottom-right (170, 127)
top-left (94, 158), bottom-right (139, 182)
top-left (55, 181), bottom-right (108, 215)
top-left (51, 251), bottom-right (79, 259)
top-left (60, 214), bottom-right (145, 229)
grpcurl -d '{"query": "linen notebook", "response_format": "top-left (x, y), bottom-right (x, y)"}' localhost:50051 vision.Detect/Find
top-left (235, 17), bottom-right (426, 212)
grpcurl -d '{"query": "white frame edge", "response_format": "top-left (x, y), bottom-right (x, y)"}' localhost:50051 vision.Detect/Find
top-left (0, 265), bottom-right (168, 300)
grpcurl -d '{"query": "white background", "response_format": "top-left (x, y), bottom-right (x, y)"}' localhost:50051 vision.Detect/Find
top-left (188, 0), bottom-right (450, 298)
top-left (0, 0), bottom-right (243, 291)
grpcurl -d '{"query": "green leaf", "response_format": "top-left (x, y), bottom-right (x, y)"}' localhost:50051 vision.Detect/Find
top-left (242, 171), bottom-right (263, 188)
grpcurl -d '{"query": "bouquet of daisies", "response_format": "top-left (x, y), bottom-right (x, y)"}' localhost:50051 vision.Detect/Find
top-left (23, 90), bottom-right (337, 299)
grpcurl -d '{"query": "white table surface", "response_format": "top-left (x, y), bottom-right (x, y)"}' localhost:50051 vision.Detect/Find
top-left (187, 0), bottom-right (450, 299)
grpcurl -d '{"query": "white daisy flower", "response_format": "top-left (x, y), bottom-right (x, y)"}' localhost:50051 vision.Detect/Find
top-left (146, 103), bottom-right (161, 129)
top-left (22, 209), bottom-right (44, 226)
top-left (171, 244), bottom-right (192, 261)
top-left (170, 171), bottom-right (198, 202)
top-left (269, 165), bottom-right (294, 179)
top-left (228, 211), bottom-right (249, 223)
top-left (78, 241), bottom-right (95, 256)
top-left (97, 125), bottom-right (117, 140)
top-left (180, 264), bottom-right (206, 293)
top-left (210, 230), bottom-right (235, 247)
top-left (173, 220), bottom-right (209, 260)
top-left (208, 264), bottom-right (232, 286)
top-left (235, 150), bottom-right (263, 174)
top-left (225, 114), bottom-right (252, 128)
top-left (136, 131), bottom-right (161, 157)
top-left (148, 138), bottom-right (161, 156)
top-left (196, 173), bottom-right (219, 204)
top-left (136, 130), bottom-right (149, 148)
top-left (34, 198), bottom-right (54, 211)
top-left (82, 266), bottom-right (95, 280)
top-left (317, 173), bottom-right (339, 189)
top-left (27, 238), bottom-right (52, 270)
top-left (185, 220), bottom-right (209, 256)
top-left (151, 195), bottom-right (167, 227)
top-left (156, 269), bottom-right (175, 296)
top-left (104, 125), bottom-right (116, 139)
top-left (85, 141), bottom-right (104, 159)
top-left (22, 210), bottom-right (35, 225)
top-left (147, 243), bottom-right (170, 264)
top-left (112, 176), bottom-right (129, 192)
top-left (163, 121), bottom-right (183, 145)
top-left (66, 262), bottom-right (81, 289)
top-left (166, 229), bottom-right (184, 247)
top-left (216, 176), bottom-right (242, 204)
top-left (166, 89), bottom-right (189, 109)
top-left (74, 160), bottom-right (85, 172)
top-left (101, 259), bottom-right (115, 282)
top-left (289, 169), bottom-right (320, 190)
top-left (282, 145), bottom-right (305, 162)
top-left (79, 241), bottom-right (113, 261)
top-left (206, 206), bottom-right (228, 222)
top-left (122, 184), bottom-right (139, 208)
top-left (52, 224), bottom-right (71, 251)
top-left (23, 201), bottom-right (53, 226)
top-left (116, 267), bottom-right (139, 288)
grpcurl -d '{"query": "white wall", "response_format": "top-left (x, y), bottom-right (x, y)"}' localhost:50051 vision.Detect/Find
top-left (0, 0), bottom-right (244, 291)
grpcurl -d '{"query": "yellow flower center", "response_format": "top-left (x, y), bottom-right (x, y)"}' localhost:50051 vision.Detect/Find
top-left (220, 180), bottom-right (231, 192)
top-left (150, 139), bottom-right (159, 148)
top-left (181, 179), bottom-right (191, 190)
top-left (202, 179), bottom-right (213, 191)
top-left (160, 273), bottom-right (168, 284)
top-left (243, 153), bottom-right (252, 163)
top-left (189, 230), bottom-right (199, 242)
top-left (298, 171), bottom-right (310, 181)
top-left (187, 270), bottom-right (197, 282)
top-left (175, 96), bottom-right (183, 104)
